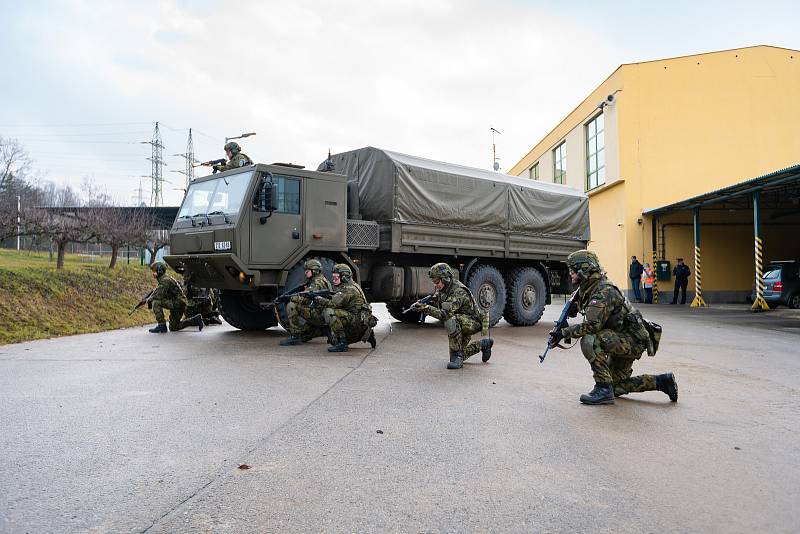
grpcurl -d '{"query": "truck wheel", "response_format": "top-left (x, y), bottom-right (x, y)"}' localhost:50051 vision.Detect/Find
top-left (218, 289), bottom-right (277, 330)
top-left (386, 303), bottom-right (425, 323)
top-left (504, 267), bottom-right (546, 326)
top-left (275, 256), bottom-right (337, 329)
top-left (467, 265), bottom-right (506, 327)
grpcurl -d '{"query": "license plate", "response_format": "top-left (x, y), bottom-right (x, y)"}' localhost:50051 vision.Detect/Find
top-left (214, 241), bottom-right (231, 251)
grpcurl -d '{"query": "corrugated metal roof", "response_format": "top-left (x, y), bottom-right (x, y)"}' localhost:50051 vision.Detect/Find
top-left (643, 164), bottom-right (800, 215)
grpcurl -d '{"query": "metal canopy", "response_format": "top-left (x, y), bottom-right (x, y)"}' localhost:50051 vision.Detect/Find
top-left (643, 164), bottom-right (800, 215)
top-left (43, 206), bottom-right (179, 229)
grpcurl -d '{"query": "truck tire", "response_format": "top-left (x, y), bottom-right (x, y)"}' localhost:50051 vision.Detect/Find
top-left (504, 267), bottom-right (546, 326)
top-left (386, 303), bottom-right (425, 323)
top-left (218, 289), bottom-right (277, 330)
top-left (467, 265), bottom-right (506, 327)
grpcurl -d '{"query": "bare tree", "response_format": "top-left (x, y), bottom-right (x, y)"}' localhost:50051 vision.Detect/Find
top-left (31, 184), bottom-right (98, 269)
top-left (95, 207), bottom-right (153, 268)
top-left (0, 136), bottom-right (32, 191)
top-left (144, 228), bottom-right (170, 266)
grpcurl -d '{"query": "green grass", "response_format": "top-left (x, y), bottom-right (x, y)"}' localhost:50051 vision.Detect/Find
top-left (0, 249), bottom-right (161, 344)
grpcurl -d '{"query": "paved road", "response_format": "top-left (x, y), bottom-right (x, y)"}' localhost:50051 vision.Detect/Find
top-left (1, 303), bottom-right (798, 533)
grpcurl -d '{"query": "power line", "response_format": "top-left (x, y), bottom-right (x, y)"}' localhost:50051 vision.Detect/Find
top-left (0, 121), bottom-right (154, 128)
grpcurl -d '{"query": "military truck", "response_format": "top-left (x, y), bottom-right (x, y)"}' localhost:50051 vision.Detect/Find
top-left (165, 147), bottom-right (589, 331)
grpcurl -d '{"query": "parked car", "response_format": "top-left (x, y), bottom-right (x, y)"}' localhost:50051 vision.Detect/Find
top-left (751, 261), bottom-right (800, 309)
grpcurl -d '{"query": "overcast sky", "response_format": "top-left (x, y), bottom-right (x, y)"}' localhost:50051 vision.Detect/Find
top-left (1, 0), bottom-right (797, 206)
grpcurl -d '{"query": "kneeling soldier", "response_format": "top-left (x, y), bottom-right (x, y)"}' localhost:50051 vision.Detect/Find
top-left (412, 262), bottom-right (493, 369)
top-left (280, 259), bottom-right (333, 346)
top-left (148, 262), bottom-right (203, 333)
top-left (183, 271), bottom-right (222, 326)
top-left (315, 263), bottom-right (377, 352)
top-left (561, 250), bottom-right (677, 405)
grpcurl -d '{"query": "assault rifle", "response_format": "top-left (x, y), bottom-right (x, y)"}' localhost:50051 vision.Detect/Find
top-left (129, 288), bottom-right (157, 316)
top-left (270, 287), bottom-right (335, 307)
top-left (194, 158), bottom-right (226, 173)
top-left (402, 294), bottom-right (436, 314)
top-left (539, 288), bottom-right (580, 363)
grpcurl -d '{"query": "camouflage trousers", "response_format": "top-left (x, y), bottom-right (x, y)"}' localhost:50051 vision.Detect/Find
top-left (186, 298), bottom-right (214, 319)
top-left (322, 308), bottom-right (368, 344)
top-left (444, 314), bottom-right (483, 359)
top-left (152, 298), bottom-right (186, 331)
top-left (286, 301), bottom-right (328, 341)
top-left (580, 331), bottom-right (657, 395)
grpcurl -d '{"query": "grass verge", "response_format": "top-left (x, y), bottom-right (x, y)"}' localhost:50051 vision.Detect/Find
top-left (0, 249), bottom-right (158, 344)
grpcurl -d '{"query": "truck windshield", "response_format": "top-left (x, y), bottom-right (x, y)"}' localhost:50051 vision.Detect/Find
top-left (178, 171), bottom-right (253, 218)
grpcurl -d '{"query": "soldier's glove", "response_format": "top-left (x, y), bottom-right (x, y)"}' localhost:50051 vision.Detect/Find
top-left (212, 164), bottom-right (223, 172)
top-left (312, 296), bottom-right (327, 307)
top-left (412, 303), bottom-right (429, 313)
top-left (560, 327), bottom-right (572, 343)
top-left (567, 301), bottom-right (578, 318)
top-left (147, 301), bottom-right (153, 309)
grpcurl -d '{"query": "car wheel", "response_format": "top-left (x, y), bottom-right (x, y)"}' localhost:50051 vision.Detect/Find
top-left (788, 293), bottom-right (800, 309)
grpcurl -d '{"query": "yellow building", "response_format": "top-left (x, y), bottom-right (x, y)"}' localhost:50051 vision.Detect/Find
top-left (509, 45), bottom-right (800, 305)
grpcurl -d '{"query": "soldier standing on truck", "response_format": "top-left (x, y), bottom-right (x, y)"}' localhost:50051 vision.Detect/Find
top-left (412, 263), bottom-right (493, 369)
top-left (280, 259), bottom-right (334, 346)
top-left (148, 262), bottom-right (204, 334)
top-left (315, 264), bottom-right (377, 352)
top-left (557, 250), bottom-right (678, 405)
top-left (213, 142), bottom-right (252, 172)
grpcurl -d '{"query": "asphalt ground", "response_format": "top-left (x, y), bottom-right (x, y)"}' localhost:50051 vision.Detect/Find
top-left (1, 302), bottom-right (798, 533)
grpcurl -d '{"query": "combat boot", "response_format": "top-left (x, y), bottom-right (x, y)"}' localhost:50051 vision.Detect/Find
top-left (447, 351), bottom-right (464, 369)
top-left (480, 338), bottom-right (494, 362)
top-left (656, 373), bottom-right (678, 402)
top-left (579, 383), bottom-right (615, 405)
top-left (149, 323), bottom-right (167, 333)
top-left (193, 314), bottom-right (204, 331)
top-left (367, 330), bottom-right (377, 349)
top-left (280, 334), bottom-right (303, 346)
top-left (205, 315), bottom-right (223, 326)
top-left (327, 339), bottom-right (349, 352)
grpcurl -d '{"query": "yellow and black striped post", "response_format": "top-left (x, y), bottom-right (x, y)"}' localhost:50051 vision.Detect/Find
top-left (652, 248), bottom-right (659, 303)
top-left (751, 191), bottom-right (770, 312)
top-left (690, 206), bottom-right (707, 307)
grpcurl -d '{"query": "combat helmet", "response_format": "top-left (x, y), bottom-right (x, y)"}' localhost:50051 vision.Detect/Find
top-left (333, 263), bottom-right (353, 282)
top-left (304, 258), bottom-right (323, 274)
top-left (223, 141), bottom-right (241, 154)
top-left (567, 250), bottom-right (602, 281)
top-left (428, 262), bottom-right (454, 283)
top-left (151, 261), bottom-right (168, 277)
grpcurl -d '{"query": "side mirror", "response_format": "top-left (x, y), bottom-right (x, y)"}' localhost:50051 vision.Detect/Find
top-left (257, 172), bottom-right (278, 224)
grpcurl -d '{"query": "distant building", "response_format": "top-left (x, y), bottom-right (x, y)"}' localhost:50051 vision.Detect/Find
top-left (509, 45), bottom-right (800, 303)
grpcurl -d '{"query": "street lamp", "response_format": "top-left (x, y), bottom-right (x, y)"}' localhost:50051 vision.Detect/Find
top-left (225, 132), bottom-right (256, 143)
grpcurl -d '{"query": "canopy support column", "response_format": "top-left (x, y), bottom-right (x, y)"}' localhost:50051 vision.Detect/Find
top-left (751, 191), bottom-right (770, 312)
top-left (690, 207), bottom-right (707, 307)
top-left (651, 216), bottom-right (659, 303)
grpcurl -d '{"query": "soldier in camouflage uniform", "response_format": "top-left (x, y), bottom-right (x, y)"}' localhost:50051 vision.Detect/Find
top-left (183, 271), bottom-right (222, 325)
top-left (412, 262), bottom-right (493, 369)
top-left (280, 259), bottom-right (333, 346)
top-left (315, 264), bottom-right (377, 352)
top-left (560, 250), bottom-right (678, 405)
top-left (148, 262), bottom-right (204, 334)
top-left (213, 141), bottom-right (253, 172)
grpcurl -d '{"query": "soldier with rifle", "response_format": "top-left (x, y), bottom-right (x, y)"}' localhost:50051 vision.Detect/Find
top-left (214, 142), bottom-right (252, 173)
top-left (144, 261), bottom-right (204, 334)
top-left (544, 250), bottom-right (676, 405)
top-left (411, 262), bottom-right (492, 369)
top-left (313, 263), bottom-right (378, 352)
top-left (182, 271), bottom-right (222, 326)
top-left (279, 259), bottom-right (334, 346)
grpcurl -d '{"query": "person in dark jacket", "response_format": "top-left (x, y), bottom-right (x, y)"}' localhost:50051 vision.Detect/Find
top-left (629, 256), bottom-right (644, 303)
top-left (672, 258), bottom-right (691, 304)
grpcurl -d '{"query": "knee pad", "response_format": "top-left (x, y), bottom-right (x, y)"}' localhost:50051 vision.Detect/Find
top-left (322, 308), bottom-right (336, 325)
top-left (444, 317), bottom-right (459, 335)
top-left (580, 335), bottom-right (599, 362)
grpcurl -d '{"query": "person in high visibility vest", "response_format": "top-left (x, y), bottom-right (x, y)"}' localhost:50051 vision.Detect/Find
top-left (643, 263), bottom-right (655, 304)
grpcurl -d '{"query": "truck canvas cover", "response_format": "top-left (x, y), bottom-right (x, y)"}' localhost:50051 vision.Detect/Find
top-left (319, 147), bottom-right (589, 241)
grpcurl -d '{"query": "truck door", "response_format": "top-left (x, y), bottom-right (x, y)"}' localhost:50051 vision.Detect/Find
top-left (249, 174), bottom-right (303, 265)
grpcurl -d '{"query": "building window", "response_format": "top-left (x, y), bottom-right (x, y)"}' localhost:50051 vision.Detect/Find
top-left (528, 163), bottom-right (539, 180)
top-left (586, 113), bottom-right (605, 190)
top-left (553, 142), bottom-right (566, 184)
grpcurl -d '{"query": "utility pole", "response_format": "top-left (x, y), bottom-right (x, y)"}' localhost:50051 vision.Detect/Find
top-left (171, 128), bottom-right (196, 190)
top-left (490, 127), bottom-right (501, 171)
top-left (16, 195), bottom-right (21, 251)
top-left (141, 122), bottom-right (166, 207)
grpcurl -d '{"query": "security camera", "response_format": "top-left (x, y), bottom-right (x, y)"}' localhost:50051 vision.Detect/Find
top-left (606, 94), bottom-right (615, 104)
top-left (598, 94), bottom-right (617, 109)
